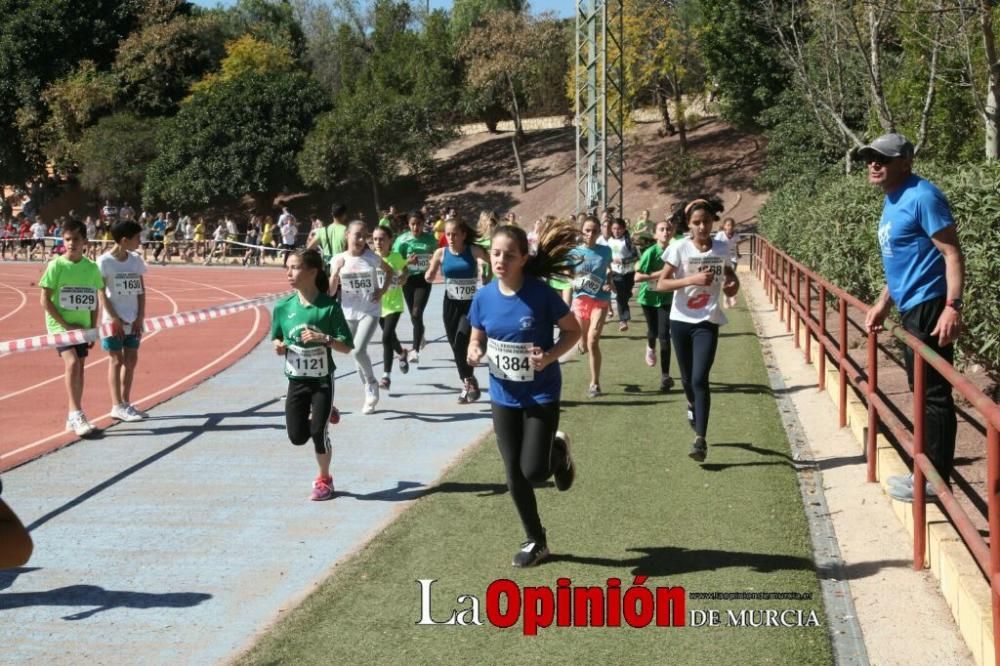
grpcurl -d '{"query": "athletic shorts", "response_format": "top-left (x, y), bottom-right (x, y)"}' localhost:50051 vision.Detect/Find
top-left (571, 294), bottom-right (610, 320)
top-left (56, 343), bottom-right (89, 358)
top-left (101, 334), bottom-right (141, 352)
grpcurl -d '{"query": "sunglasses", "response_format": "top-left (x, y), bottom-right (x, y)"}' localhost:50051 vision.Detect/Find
top-left (866, 154), bottom-right (897, 166)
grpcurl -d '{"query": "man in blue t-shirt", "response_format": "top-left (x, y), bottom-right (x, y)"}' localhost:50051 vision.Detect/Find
top-left (859, 133), bottom-right (965, 503)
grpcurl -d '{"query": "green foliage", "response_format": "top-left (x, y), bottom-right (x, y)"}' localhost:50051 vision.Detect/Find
top-left (114, 13), bottom-right (227, 116)
top-left (759, 163), bottom-right (1000, 377)
top-left (144, 71), bottom-right (329, 208)
top-left (695, 0), bottom-right (788, 128)
top-left (0, 0), bottom-right (143, 180)
top-left (215, 0), bottom-right (306, 57)
top-left (189, 34), bottom-right (297, 95)
top-left (76, 113), bottom-right (162, 201)
top-left (449, 0), bottom-right (526, 38)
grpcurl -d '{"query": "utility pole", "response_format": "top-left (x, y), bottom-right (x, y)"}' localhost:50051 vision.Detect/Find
top-left (575, 0), bottom-right (625, 216)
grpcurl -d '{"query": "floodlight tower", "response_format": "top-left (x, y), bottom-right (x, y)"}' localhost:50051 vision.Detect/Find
top-left (575, 0), bottom-right (625, 216)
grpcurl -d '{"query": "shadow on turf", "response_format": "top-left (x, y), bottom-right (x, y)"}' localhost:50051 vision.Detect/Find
top-left (547, 545), bottom-right (814, 577)
top-left (24, 397), bottom-right (281, 532)
top-left (337, 479), bottom-right (535, 502)
top-left (0, 584), bottom-right (211, 620)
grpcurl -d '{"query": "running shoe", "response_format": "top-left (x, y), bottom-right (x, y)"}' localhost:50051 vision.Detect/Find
top-left (512, 539), bottom-right (550, 568)
top-left (888, 473), bottom-right (913, 489)
top-left (310, 476), bottom-right (335, 501)
top-left (362, 382), bottom-right (379, 414)
top-left (379, 375), bottom-right (391, 390)
top-left (619, 321), bottom-right (629, 332)
top-left (111, 403), bottom-right (142, 422)
top-left (889, 480), bottom-right (939, 504)
top-left (457, 383), bottom-right (470, 404)
top-left (125, 403), bottom-right (149, 419)
top-left (553, 431), bottom-right (575, 491)
top-left (686, 404), bottom-right (695, 431)
top-left (409, 349), bottom-right (420, 367)
top-left (645, 347), bottom-right (656, 367)
top-left (465, 376), bottom-right (481, 402)
top-left (398, 351), bottom-right (410, 374)
top-left (660, 375), bottom-right (675, 393)
top-left (66, 412), bottom-right (95, 437)
top-left (328, 405), bottom-right (341, 425)
top-left (587, 384), bottom-right (602, 398)
top-left (689, 436), bottom-right (708, 462)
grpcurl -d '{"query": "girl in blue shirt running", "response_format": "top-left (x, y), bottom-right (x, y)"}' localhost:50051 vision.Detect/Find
top-left (467, 220), bottom-right (582, 567)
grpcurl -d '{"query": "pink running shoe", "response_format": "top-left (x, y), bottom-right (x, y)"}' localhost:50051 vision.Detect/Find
top-left (310, 476), bottom-right (335, 501)
top-left (645, 347), bottom-right (656, 367)
top-left (328, 405), bottom-right (341, 425)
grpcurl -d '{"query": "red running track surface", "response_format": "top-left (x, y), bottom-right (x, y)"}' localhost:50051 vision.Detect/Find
top-left (0, 263), bottom-right (285, 471)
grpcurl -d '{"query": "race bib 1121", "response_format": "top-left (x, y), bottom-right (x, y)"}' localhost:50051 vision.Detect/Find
top-left (285, 345), bottom-right (329, 378)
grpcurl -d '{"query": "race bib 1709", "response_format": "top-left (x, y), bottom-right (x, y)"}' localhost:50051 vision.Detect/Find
top-left (487, 338), bottom-right (535, 383)
top-left (112, 273), bottom-right (143, 297)
top-left (445, 277), bottom-right (477, 301)
top-left (285, 345), bottom-right (329, 378)
top-left (59, 287), bottom-right (97, 311)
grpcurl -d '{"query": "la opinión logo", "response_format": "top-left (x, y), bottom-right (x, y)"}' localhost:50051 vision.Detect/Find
top-left (416, 577), bottom-right (686, 635)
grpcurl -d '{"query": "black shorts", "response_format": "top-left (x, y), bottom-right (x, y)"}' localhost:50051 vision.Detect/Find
top-left (56, 343), bottom-right (89, 358)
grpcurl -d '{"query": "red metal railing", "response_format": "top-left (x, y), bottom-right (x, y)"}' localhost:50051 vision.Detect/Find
top-left (750, 234), bottom-right (1000, 665)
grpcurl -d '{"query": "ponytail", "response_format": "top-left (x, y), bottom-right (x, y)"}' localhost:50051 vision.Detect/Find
top-left (493, 220), bottom-right (580, 283)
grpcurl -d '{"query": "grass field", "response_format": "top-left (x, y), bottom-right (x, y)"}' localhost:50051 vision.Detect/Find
top-left (240, 298), bottom-right (833, 665)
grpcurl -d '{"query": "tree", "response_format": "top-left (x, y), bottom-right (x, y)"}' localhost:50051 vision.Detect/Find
top-left (114, 13), bottom-right (228, 116)
top-left (143, 71), bottom-right (329, 208)
top-left (450, 0), bottom-right (526, 37)
top-left (460, 11), bottom-right (565, 190)
top-left (299, 83), bottom-right (451, 216)
top-left (189, 34), bottom-right (297, 95)
top-left (0, 0), bottom-right (144, 181)
top-left (695, 0), bottom-right (788, 128)
top-left (76, 113), bottom-right (163, 201)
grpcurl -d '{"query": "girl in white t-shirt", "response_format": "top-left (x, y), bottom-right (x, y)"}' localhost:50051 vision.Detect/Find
top-left (605, 218), bottom-right (639, 331)
top-left (714, 217), bottom-right (740, 308)
top-left (656, 197), bottom-right (739, 462)
top-left (329, 221), bottom-right (393, 414)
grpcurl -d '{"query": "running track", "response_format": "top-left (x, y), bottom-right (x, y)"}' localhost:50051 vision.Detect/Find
top-left (0, 262), bottom-right (283, 471)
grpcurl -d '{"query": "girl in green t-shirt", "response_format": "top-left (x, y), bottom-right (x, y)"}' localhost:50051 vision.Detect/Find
top-left (393, 211), bottom-right (437, 363)
top-left (372, 226), bottom-right (410, 389)
top-left (271, 249), bottom-right (354, 501)
top-left (634, 219), bottom-right (676, 392)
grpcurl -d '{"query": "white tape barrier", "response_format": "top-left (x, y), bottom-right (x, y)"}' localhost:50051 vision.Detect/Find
top-left (0, 291), bottom-right (288, 354)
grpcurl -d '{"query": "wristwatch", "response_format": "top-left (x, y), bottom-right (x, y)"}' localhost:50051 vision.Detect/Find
top-left (946, 298), bottom-right (964, 312)
top-left (324, 334), bottom-right (333, 346)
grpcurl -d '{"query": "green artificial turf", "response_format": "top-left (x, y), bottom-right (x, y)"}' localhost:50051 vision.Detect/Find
top-left (240, 296), bottom-right (833, 666)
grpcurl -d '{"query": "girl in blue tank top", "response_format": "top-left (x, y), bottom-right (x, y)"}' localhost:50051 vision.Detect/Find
top-left (425, 217), bottom-right (490, 403)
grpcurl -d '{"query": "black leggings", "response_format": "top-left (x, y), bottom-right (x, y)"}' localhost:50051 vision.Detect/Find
top-left (670, 320), bottom-right (720, 438)
top-left (443, 297), bottom-right (474, 381)
top-left (492, 402), bottom-right (564, 543)
top-left (611, 272), bottom-right (635, 322)
top-left (403, 275), bottom-right (432, 349)
top-left (285, 379), bottom-right (333, 454)
top-left (380, 312), bottom-right (404, 373)
top-left (641, 302), bottom-right (672, 375)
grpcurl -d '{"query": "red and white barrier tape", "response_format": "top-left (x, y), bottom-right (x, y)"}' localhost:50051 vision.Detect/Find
top-left (0, 291), bottom-right (289, 354)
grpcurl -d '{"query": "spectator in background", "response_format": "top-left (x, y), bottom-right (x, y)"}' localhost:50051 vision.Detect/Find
top-left (860, 133), bottom-right (965, 504)
top-left (279, 211), bottom-right (298, 265)
top-left (119, 201), bottom-right (135, 221)
top-left (29, 215), bottom-right (48, 260)
top-left (101, 199), bottom-right (118, 222)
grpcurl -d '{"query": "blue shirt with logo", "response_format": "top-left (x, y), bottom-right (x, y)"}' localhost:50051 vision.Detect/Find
top-left (468, 277), bottom-right (570, 407)
top-left (878, 174), bottom-right (953, 313)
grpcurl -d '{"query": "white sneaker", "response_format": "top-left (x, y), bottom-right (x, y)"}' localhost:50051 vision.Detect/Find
top-left (125, 403), bottom-right (148, 420)
top-left (66, 412), bottom-right (95, 437)
top-left (410, 350), bottom-right (420, 367)
top-left (111, 403), bottom-right (142, 422)
top-left (362, 382), bottom-right (379, 415)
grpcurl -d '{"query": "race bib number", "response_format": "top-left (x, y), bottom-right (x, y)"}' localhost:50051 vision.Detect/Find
top-left (445, 277), bottom-right (478, 301)
top-left (688, 255), bottom-right (725, 277)
top-left (113, 273), bottom-right (143, 297)
top-left (341, 271), bottom-right (375, 298)
top-left (59, 287), bottom-right (97, 311)
top-left (285, 345), bottom-right (329, 378)
top-left (410, 253), bottom-right (431, 272)
top-left (487, 339), bottom-right (535, 383)
top-left (376, 269), bottom-right (402, 289)
top-left (573, 272), bottom-right (603, 294)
